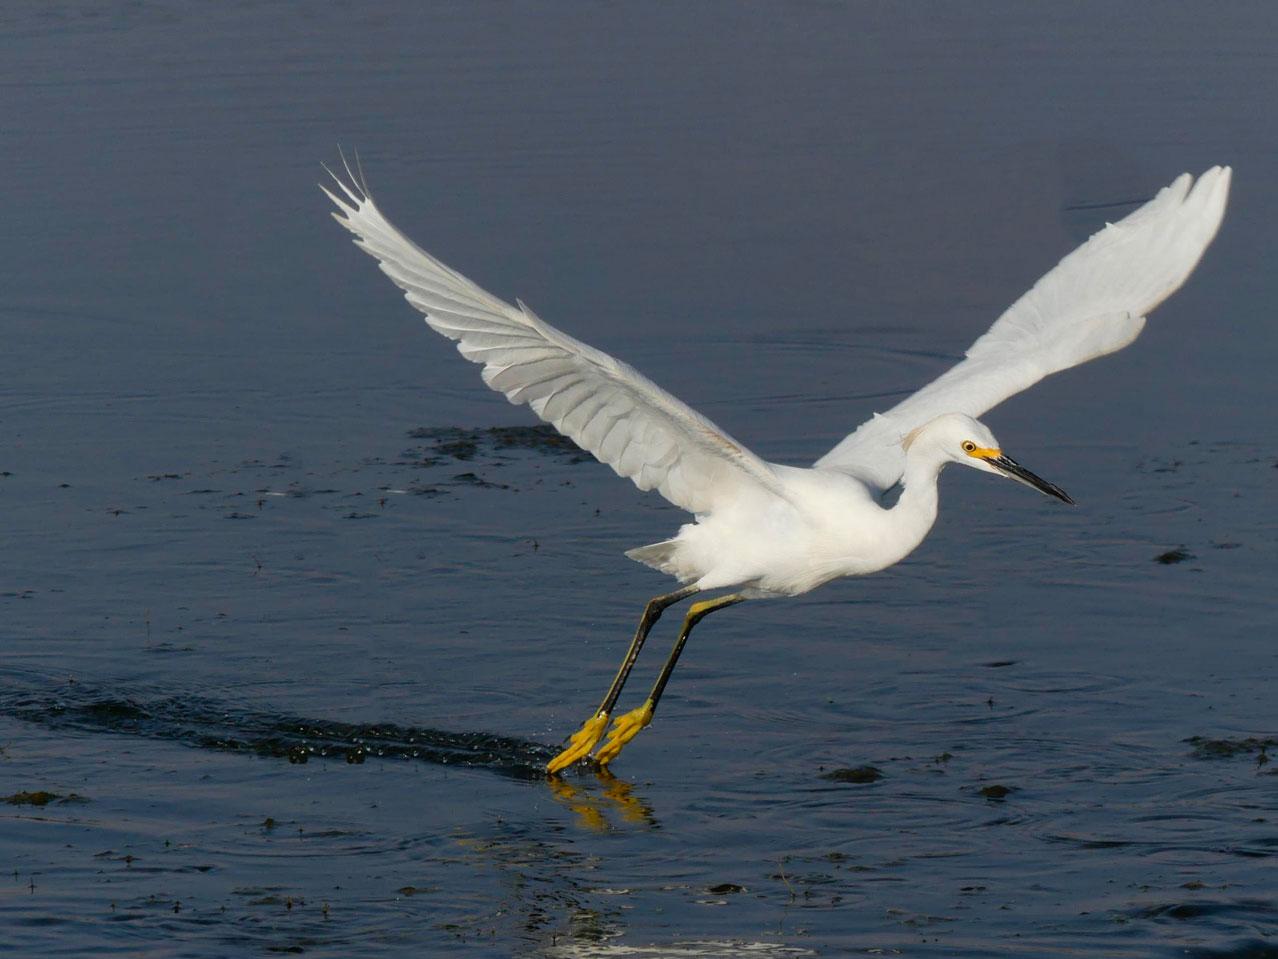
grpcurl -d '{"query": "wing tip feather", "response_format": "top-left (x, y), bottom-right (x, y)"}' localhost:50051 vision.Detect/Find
top-left (319, 183), bottom-right (356, 221)
top-left (321, 150), bottom-right (373, 216)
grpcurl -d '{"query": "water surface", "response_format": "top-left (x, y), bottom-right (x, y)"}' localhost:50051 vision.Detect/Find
top-left (2, 3), bottom-right (1276, 956)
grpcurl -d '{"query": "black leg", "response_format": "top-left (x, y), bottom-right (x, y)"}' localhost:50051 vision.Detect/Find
top-left (647, 593), bottom-right (747, 714)
top-left (598, 585), bottom-right (699, 715)
top-left (546, 585), bottom-right (698, 774)
top-left (594, 592), bottom-right (747, 765)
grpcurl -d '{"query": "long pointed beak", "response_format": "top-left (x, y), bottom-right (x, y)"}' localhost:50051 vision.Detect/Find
top-left (985, 453), bottom-right (1075, 505)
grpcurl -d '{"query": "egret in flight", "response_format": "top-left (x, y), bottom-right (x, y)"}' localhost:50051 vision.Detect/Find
top-left (323, 162), bottom-right (1230, 774)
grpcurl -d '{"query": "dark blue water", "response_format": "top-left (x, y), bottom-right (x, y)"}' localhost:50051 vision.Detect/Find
top-left (2, 3), bottom-right (1276, 956)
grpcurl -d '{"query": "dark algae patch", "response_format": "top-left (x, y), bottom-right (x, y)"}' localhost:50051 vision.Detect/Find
top-left (5, 790), bottom-right (60, 805)
top-left (487, 424), bottom-right (585, 457)
top-left (979, 784), bottom-right (1015, 799)
top-left (821, 765), bottom-right (883, 784)
top-left (391, 424), bottom-right (594, 491)
top-left (404, 425), bottom-right (590, 465)
top-left (1186, 736), bottom-right (1278, 759)
top-left (451, 471), bottom-right (509, 490)
top-left (4, 790), bottom-right (88, 806)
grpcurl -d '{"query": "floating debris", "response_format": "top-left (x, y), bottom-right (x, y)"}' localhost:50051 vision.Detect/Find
top-left (1154, 547), bottom-right (1194, 564)
top-left (979, 784), bottom-right (1015, 799)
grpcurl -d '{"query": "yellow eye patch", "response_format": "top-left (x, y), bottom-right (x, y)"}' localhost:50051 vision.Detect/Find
top-left (964, 444), bottom-right (1001, 459)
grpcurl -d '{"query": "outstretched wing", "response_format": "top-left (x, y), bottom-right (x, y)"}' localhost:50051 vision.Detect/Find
top-left (322, 164), bottom-right (786, 515)
top-left (815, 166), bottom-right (1231, 491)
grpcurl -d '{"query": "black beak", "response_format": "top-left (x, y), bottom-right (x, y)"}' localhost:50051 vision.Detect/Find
top-left (988, 454), bottom-right (1075, 505)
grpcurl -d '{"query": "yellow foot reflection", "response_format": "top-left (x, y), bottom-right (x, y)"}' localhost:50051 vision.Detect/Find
top-left (546, 767), bottom-right (657, 831)
top-left (546, 711), bottom-right (609, 775)
top-left (546, 776), bottom-right (609, 831)
top-left (596, 768), bottom-right (655, 826)
top-left (594, 700), bottom-right (653, 766)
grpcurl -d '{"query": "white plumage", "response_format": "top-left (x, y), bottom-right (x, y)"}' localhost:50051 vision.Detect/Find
top-left (324, 161), bottom-right (1230, 770)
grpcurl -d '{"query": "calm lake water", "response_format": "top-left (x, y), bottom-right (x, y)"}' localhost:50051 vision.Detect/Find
top-left (2, 3), bottom-right (1276, 956)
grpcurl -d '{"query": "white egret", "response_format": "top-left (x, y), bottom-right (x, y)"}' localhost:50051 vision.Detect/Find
top-left (322, 161), bottom-right (1230, 774)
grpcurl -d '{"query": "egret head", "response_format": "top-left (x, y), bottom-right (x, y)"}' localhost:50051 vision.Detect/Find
top-left (903, 413), bottom-right (1074, 504)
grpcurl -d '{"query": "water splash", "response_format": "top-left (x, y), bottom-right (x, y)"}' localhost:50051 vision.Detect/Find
top-left (0, 674), bottom-right (553, 780)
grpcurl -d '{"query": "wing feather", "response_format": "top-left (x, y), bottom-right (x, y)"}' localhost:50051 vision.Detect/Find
top-left (816, 166), bottom-right (1231, 489)
top-left (324, 168), bottom-right (786, 515)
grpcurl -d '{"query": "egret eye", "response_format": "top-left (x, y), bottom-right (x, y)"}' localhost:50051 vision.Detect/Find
top-left (961, 441), bottom-right (977, 453)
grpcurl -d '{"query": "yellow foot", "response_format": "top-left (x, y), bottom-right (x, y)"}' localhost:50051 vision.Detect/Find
top-left (594, 700), bottom-right (654, 766)
top-left (546, 711), bottom-right (610, 775)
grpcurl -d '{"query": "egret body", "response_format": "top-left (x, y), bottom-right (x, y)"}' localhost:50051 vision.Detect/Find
top-left (322, 162), bottom-right (1230, 773)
